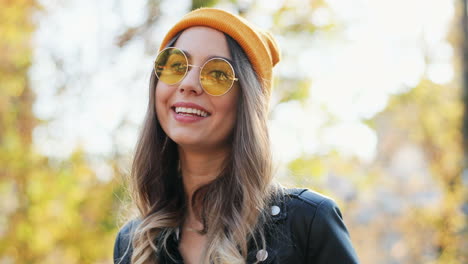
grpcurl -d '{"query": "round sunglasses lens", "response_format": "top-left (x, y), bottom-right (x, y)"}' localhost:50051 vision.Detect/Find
top-left (154, 48), bottom-right (187, 85)
top-left (200, 59), bottom-right (235, 96)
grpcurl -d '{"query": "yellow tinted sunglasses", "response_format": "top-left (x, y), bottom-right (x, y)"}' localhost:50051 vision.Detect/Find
top-left (154, 47), bottom-right (238, 96)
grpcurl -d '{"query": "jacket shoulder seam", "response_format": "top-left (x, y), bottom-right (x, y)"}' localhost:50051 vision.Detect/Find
top-left (284, 188), bottom-right (334, 208)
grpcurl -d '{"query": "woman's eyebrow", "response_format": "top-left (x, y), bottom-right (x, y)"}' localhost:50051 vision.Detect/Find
top-left (180, 48), bottom-right (234, 64)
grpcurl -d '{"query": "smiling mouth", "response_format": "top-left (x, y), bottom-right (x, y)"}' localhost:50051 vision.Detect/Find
top-left (172, 106), bottom-right (210, 117)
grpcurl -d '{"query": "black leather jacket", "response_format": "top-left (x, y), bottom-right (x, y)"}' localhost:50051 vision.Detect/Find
top-left (113, 188), bottom-right (359, 263)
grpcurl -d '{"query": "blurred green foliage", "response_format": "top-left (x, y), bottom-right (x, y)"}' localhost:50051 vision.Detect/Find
top-left (191, 0), bottom-right (218, 9)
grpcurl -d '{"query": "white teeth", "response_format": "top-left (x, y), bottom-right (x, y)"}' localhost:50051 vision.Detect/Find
top-left (175, 107), bottom-right (208, 117)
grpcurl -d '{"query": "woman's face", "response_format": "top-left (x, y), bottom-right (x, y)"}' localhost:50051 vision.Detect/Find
top-left (155, 26), bottom-right (240, 151)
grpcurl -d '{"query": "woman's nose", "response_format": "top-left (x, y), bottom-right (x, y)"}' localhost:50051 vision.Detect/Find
top-left (178, 66), bottom-right (203, 95)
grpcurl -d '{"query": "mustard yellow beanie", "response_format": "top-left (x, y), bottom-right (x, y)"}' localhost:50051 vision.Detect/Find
top-left (159, 8), bottom-right (281, 94)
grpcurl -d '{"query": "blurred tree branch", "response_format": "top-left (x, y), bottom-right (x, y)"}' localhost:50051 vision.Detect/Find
top-left (115, 0), bottom-right (226, 47)
top-left (116, 0), bottom-right (162, 47)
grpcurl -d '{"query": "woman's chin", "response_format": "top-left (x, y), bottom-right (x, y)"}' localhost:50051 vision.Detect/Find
top-left (171, 136), bottom-right (205, 149)
top-left (171, 137), bottom-right (228, 152)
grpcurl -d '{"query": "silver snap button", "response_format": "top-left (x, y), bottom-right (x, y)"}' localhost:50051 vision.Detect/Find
top-left (271, 205), bottom-right (280, 216)
top-left (256, 249), bottom-right (268, 262)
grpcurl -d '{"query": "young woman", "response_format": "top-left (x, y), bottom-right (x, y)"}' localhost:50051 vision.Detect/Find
top-left (113, 8), bottom-right (359, 264)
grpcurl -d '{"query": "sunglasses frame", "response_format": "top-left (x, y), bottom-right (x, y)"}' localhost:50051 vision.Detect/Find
top-left (154, 47), bottom-right (238, 96)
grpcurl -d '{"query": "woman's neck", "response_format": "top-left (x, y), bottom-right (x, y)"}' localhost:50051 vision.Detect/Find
top-left (178, 146), bottom-right (228, 231)
top-left (178, 146), bottom-right (229, 204)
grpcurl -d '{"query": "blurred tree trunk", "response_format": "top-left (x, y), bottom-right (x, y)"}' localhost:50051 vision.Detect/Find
top-left (0, 0), bottom-right (38, 261)
top-left (462, 0), bottom-right (468, 260)
top-left (463, 0), bottom-right (468, 152)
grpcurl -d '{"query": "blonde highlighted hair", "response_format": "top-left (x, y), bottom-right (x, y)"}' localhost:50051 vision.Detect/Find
top-left (125, 33), bottom-right (279, 264)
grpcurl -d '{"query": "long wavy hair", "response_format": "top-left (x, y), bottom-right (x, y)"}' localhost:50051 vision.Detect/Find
top-left (127, 31), bottom-right (279, 264)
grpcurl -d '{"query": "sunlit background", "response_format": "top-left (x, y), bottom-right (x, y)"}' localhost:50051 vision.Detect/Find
top-left (1, 0), bottom-right (467, 263)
